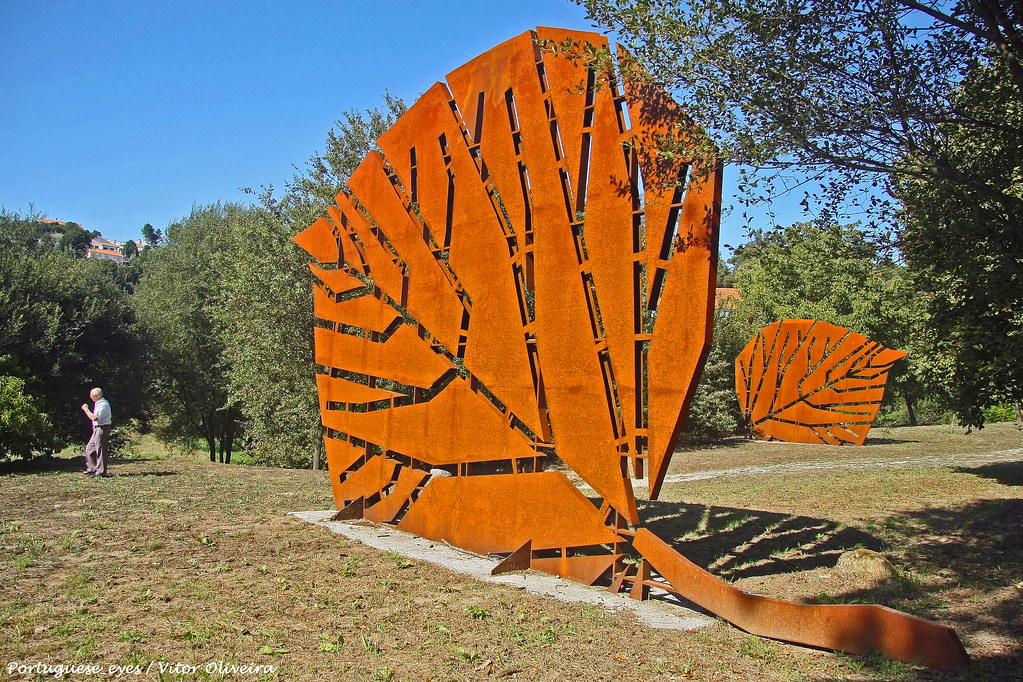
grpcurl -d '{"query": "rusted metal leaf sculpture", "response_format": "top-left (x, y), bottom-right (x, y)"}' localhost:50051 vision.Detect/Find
top-left (293, 28), bottom-right (966, 670)
top-left (736, 320), bottom-right (907, 445)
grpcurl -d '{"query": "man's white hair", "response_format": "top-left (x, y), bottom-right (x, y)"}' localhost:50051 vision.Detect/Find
top-left (90, 387), bottom-right (103, 398)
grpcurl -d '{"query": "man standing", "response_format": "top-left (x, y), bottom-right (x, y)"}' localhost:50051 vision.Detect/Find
top-left (81, 388), bottom-right (112, 478)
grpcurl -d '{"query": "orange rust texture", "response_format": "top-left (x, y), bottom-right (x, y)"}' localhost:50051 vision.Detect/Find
top-left (736, 320), bottom-right (907, 445)
top-left (397, 472), bottom-right (619, 555)
top-left (530, 555), bottom-right (618, 586)
top-left (288, 28), bottom-right (964, 671)
top-left (633, 529), bottom-right (968, 670)
top-left (291, 25), bottom-right (720, 535)
top-left (293, 216), bottom-right (339, 264)
top-left (364, 466), bottom-right (429, 524)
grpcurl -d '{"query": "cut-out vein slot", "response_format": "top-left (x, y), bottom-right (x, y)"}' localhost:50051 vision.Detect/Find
top-left (512, 263), bottom-right (530, 326)
top-left (658, 180), bottom-right (687, 262)
top-left (648, 267), bottom-right (668, 312)
top-left (636, 339), bottom-right (650, 430)
top-left (560, 169), bottom-right (575, 223)
top-left (582, 272), bottom-right (606, 340)
top-left (632, 260), bottom-right (643, 334)
top-left (505, 89), bottom-right (521, 136)
top-left (535, 60), bottom-right (550, 93)
top-left (473, 91), bottom-right (486, 144)
top-left (614, 94), bottom-right (631, 133)
top-left (571, 223), bottom-right (589, 264)
top-left (599, 350), bottom-right (625, 441)
top-left (549, 118), bottom-right (566, 162)
top-left (409, 146), bottom-right (419, 203)
top-left (518, 163), bottom-right (534, 238)
top-left (444, 170), bottom-right (455, 249)
top-left (576, 132), bottom-right (592, 216)
top-left (583, 67), bottom-right (597, 129)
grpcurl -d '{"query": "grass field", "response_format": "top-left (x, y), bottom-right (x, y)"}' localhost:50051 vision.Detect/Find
top-left (1, 424), bottom-right (1021, 681)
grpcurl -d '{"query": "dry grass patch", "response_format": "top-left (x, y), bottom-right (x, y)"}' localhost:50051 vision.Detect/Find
top-left (671, 422), bottom-right (1023, 474)
top-left (2, 428), bottom-right (1021, 680)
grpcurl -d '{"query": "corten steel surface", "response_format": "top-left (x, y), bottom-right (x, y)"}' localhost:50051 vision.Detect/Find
top-left (632, 530), bottom-right (969, 670)
top-left (293, 28), bottom-right (966, 670)
top-left (736, 320), bottom-right (907, 445)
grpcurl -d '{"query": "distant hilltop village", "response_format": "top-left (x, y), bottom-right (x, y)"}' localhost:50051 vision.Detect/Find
top-left (37, 218), bottom-right (140, 264)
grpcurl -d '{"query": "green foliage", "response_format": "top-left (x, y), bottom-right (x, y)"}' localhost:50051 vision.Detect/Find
top-left (582, 0), bottom-right (1022, 426)
top-left (224, 94), bottom-right (406, 467)
top-left (465, 605), bottom-right (490, 620)
top-left (140, 223), bottom-right (162, 247)
top-left (581, 0), bottom-right (1022, 225)
top-left (57, 223), bottom-right (97, 256)
top-left (683, 308), bottom-right (745, 440)
top-left (261, 93), bottom-right (407, 232)
top-left (0, 374), bottom-right (56, 460)
top-left (685, 223), bottom-right (934, 435)
top-left (895, 60), bottom-right (1023, 428)
top-left (121, 240), bottom-right (138, 259)
top-left (132, 204), bottom-right (242, 463)
top-left (875, 398), bottom-right (953, 429)
top-left (729, 223), bottom-right (915, 340)
top-left (208, 205), bottom-right (318, 468)
top-left (0, 210), bottom-right (145, 446)
top-left (127, 96), bottom-right (406, 469)
top-left (982, 403), bottom-right (1021, 424)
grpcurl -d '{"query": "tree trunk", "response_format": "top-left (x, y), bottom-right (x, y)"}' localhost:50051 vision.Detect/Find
top-left (1016, 400), bottom-right (1022, 423)
top-left (207, 436), bottom-right (216, 463)
top-left (224, 419), bottom-right (235, 465)
top-left (903, 389), bottom-right (917, 426)
top-left (312, 423), bottom-right (324, 470)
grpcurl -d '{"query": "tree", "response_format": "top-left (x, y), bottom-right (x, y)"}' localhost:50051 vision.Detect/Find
top-left (0, 373), bottom-right (56, 460)
top-left (582, 0), bottom-right (1021, 426)
top-left (209, 207), bottom-right (319, 468)
top-left (132, 205), bottom-right (241, 463)
top-left (581, 0), bottom-right (1023, 225)
top-left (141, 223), bottom-right (163, 247)
top-left (121, 240), bottom-right (138, 259)
top-left (895, 60), bottom-right (1023, 425)
top-left (683, 307), bottom-right (747, 439)
top-left (0, 211), bottom-right (146, 448)
top-left (129, 97), bottom-right (406, 469)
top-left (229, 95), bottom-right (406, 468)
top-left (56, 222), bottom-right (97, 256)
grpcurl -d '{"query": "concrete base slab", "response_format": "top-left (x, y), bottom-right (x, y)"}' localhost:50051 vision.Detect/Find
top-left (290, 510), bottom-right (712, 633)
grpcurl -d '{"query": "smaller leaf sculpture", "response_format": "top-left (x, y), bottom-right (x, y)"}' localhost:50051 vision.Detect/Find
top-left (736, 320), bottom-right (906, 445)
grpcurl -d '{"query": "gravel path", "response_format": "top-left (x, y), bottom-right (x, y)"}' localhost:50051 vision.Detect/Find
top-left (654, 447), bottom-right (1023, 488)
top-left (570, 447), bottom-right (1023, 494)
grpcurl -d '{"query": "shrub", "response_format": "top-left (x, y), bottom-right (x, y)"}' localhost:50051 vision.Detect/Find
top-left (0, 375), bottom-right (56, 460)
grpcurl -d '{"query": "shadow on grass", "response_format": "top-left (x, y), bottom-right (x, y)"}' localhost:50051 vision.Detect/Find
top-left (956, 460), bottom-right (1023, 487)
top-left (0, 453), bottom-right (164, 476)
top-left (112, 470), bottom-right (179, 477)
top-left (815, 498), bottom-right (1023, 675)
top-left (637, 499), bottom-right (883, 581)
top-left (0, 454), bottom-right (84, 476)
top-left (863, 436), bottom-right (921, 445)
top-left (638, 494), bottom-right (1022, 674)
top-left (676, 436), bottom-right (751, 451)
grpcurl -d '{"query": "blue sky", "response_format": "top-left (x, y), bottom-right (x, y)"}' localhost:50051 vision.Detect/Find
top-left (1, 0), bottom-right (782, 250)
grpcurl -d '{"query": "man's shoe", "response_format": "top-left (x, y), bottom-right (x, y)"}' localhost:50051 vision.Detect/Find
top-left (99, 473), bottom-right (112, 478)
